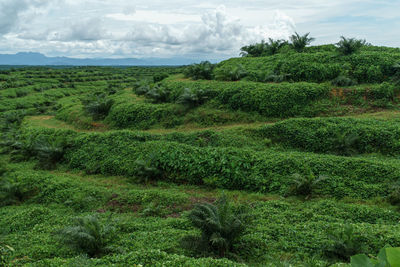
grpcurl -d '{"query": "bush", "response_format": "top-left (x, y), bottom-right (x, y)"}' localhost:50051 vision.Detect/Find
top-left (336, 36), bottom-right (367, 55)
top-left (184, 61), bottom-right (215, 80)
top-left (56, 215), bottom-right (116, 257)
top-left (182, 195), bottom-right (248, 257)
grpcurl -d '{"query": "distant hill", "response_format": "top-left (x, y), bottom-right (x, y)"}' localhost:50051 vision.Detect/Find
top-left (0, 52), bottom-right (218, 66)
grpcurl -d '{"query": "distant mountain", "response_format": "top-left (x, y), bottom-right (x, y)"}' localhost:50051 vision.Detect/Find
top-left (0, 52), bottom-right (218, 66)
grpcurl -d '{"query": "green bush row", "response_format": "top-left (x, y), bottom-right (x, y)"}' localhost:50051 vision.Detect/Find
top-left (162, 78), bottom-right (330, 117)
top-left (11, 126), bottom-right (394, 199)
top-left (214, 51), bottom-right (400, 83)
top-left (260, 117), bottom-right (400, 155)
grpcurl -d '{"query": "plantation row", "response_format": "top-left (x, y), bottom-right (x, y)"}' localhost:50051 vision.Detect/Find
top-left (6, 123), bottom-right (400, 202)
top-left (2, 162), bottom-right (400, 266)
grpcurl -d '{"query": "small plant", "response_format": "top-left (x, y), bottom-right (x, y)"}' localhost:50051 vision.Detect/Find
top-left (153, 72), bottom-right (169, 83)
top-left (145, 85), bottom-right (170, 103)
top-left (215, 64), bottom-right (247, 81)
top-left (331, 75), bottom-right (358, 86)
top-left (56, 215), bottom-right (116, 257)
top-left (240, 38), bottom-right (288, 57)
top-left (33, 137), bottom-right (66, 170)
top-left (0, 178), bottom-right (26, 206)
top-left (331, 131), bottom-right (360, 156)
top-left (288, 170), bottom-right (327, 199)
top-left (326, 224), bottom-right (366, 261)
top-left (184, 61), bottom-right (215, 80)
top-left (176, 87), bottom-right (210, 108)
top-left (82, 94), bottom-right (114, 120)
top-left (350, 246), bottom-right (400, 267)
top-left (133, 155), bottom-right (162, 183)
top-left (393, 62), bottom-right (400, 85)
top-left (289, 32), bottom-right (315, 52)
top-left (181, 195), bottom-right (248, 257)
top-left (388, 182), bottom-right (400, 206)
top-left (336, 36), bottom-right (367, 55)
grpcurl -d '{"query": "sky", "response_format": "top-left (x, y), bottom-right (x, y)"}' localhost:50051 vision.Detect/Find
top-left (0, 0), bottom-right (399, 60)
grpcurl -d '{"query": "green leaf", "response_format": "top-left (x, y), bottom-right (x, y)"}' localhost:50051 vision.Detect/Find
top-left (350, 254), bottom-right (375, 267)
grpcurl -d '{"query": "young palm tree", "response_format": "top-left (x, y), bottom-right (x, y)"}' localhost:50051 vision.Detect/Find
top-left (182, 195), bottom-right (247, 257)
top-left (289, 171), bottom-right (327, 199)
top-left (56, 215), bottom-right (115, 257)
top-left (266, 38), bottom-right (288, 55)
top-left (336, 36), bottom-right (366, 55)
top-left (289, 32), bottom-right (315, 52)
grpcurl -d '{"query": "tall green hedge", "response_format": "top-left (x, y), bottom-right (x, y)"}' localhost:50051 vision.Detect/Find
top-left (215, 51), bottom-right (400, 83)
top-left (260, 117), bottom-right (400, 155)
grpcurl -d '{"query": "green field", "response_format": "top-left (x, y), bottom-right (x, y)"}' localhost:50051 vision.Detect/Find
top-left (1, 44), bottom-right (400, 266)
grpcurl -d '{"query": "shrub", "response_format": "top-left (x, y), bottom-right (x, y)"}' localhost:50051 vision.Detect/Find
top-left (289, 32), bottom-right (315, 52)
top-left (326, 224), bottom-right (366, 261)
top-left (182, 195), bottom-right (248, 258)
top-left (56, 215), bottom-right (116, 257)
top-left (184, 61), bottom-right (215, 80)
top-left (336, 36), bottom-right (367, 55)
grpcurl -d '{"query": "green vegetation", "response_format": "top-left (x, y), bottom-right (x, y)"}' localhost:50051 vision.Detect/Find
top-left (2, 40), bottom-right (400, 266)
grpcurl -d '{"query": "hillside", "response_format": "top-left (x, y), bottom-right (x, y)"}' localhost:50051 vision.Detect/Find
top-left (1, 45), bottom-right (400, 266)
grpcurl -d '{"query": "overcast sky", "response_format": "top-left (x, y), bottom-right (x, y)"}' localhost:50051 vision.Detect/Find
top-left (0, 0), bottom-right (399, 59)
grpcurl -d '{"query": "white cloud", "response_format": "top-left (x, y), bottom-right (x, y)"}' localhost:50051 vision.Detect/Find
top-left (0, 0), bottom-right (398, 59)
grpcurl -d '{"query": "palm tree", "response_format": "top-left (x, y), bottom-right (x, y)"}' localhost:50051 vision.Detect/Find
top-left (336, 36), bottom-right (366, 55)
top-left (288, 171), bottom-right (327, 199)
top-left (182, 195), bottom-right (247, 257)
top-left (266, 38), bottom-right (288, 55)
top-left (289, 32), bottom-right (315, 52)
top-left (56, 215), bottom-right (115, 257)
